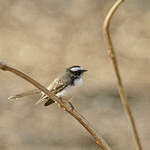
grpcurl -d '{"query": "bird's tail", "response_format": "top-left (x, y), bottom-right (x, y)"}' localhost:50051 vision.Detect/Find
top-left (8, 89), bottom-right (40, 100)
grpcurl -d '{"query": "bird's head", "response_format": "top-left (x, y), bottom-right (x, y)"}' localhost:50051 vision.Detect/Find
top-left (66, 65), bottom-right (88, 78)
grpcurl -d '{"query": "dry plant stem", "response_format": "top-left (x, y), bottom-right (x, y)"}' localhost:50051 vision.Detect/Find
top-left (0, 62), bottom-right (111, 150)
top-left (103, 0), bottom-right (142, 150)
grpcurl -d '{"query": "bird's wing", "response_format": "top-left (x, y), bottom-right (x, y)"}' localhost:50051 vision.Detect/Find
top-left (35, 76), bottom-right (68, 105)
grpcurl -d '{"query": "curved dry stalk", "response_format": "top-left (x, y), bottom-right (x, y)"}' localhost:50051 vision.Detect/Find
top-left (103, 0), bottom-right (142, 150)
top-left (0, 62), bottom-right (111, 150)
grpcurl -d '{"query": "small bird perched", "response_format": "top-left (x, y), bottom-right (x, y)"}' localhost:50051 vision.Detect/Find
top-left (8, 66), bottom-right (88, 107)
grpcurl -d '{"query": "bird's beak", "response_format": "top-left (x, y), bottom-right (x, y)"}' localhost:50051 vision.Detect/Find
top-left (82, 69), bottom-right (88, 73)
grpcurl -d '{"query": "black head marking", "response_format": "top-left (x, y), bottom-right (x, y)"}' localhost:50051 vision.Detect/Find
top-left (66, 65), bottom-right (88, 79)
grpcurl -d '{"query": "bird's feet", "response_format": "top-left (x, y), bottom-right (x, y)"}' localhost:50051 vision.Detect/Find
top-left (57, 98), bottom-right (74, 111)
top-left (68, 101), bottom-right (74, 111)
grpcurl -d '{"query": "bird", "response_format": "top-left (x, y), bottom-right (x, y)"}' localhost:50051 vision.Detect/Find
top-left (8, 65), bottom-right (88, 107)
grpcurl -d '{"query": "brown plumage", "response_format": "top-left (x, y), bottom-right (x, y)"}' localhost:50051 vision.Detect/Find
top-left (35, 74), bottom-right (69, 106)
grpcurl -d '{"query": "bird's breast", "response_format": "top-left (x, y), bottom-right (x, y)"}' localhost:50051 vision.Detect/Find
top-left (56, 78), bottom-right (83, 99)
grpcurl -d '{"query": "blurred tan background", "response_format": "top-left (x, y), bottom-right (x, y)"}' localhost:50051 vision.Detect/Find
top-left (0, 0), bottom-right (150, 149)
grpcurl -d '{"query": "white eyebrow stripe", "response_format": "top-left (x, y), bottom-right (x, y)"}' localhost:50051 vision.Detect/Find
top-left (70, 67), bottom-right (83, 71)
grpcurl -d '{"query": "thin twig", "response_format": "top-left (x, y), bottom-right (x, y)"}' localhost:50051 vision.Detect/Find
top-left (0, 62), bottom-right (111, 150)
top-left (103, 0), bottom-right (142, 150)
